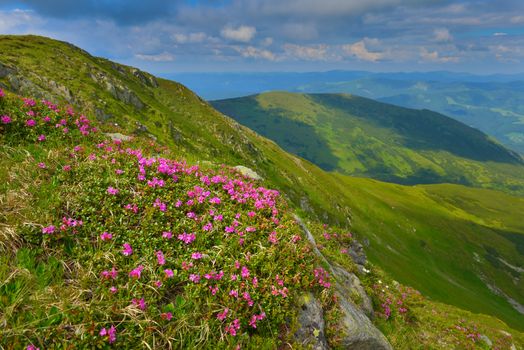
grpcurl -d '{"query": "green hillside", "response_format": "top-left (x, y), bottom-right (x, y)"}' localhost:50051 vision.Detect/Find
top-left (1, 35), bottom-right (523, 337)
top-left (212, 92), bottom-right (524, 194)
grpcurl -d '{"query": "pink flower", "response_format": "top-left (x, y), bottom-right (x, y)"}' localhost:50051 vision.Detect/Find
top-left (42, 225), bottom-right (55, 234)
top-left (1, 115), bottom-right (11, 124)
top-left (229, 289), bottom-right (239, 298)
top-left (156, 250), bottom-right (166, 265)
top-left (128, 265), bottom-right (144, 279)
top-left (115, 169), bottom-right (124, 175)
top-left (209, 197), bottom-right (221, 204)
top-left (62, 165), bottom-right (71, 172)
top-left (153, 198), bottom-right (167, 211)
top-left (164, 269), bottom-right (174, 278)
top-left (38, 162), bottom-right (46, 169)
top-left (225, 319), bottom-right (241, 336)
top-left (100, 232), bottom-right (112, 241)
top-left (26, 345), bottom-right (39, 350)
top-left (182, 261), bottom-right (193, 270)
top-left (37, 134), bottom-right (46, 142)
top-left (43, 116), bottom-right (51, 122)
top-left (99, 325), bottom-right (117, 344)
top-left (209, 285), bottom-right (219, 295)
top-left (100, 267), bottom-right (118, 280)
top-left (268, 231), bottom-right (278, 244)
top-left (241, 266), bottom-right (250, 279)
top-left (110, 286), bottom-right (118, 294)
top-left (217, 308), bottom-right (229, 321)
top-left (161, 312), bottom-right (173, 320)
top-left (154, 280), bottom-right (163, 287)
top-left (26, 119), bottom-right (36, 127)
top-left (189, 274), bottom-right (200, 283)
top-left (107, 186), bottom-right (119, 195)
top-left (162, 231), bottom-right (173, 239)
top-left (0, 88), bottom-right (3, 97)
top-left (248, 211), bottom-right (256, 217)
top-left (177, 232), bottom-right (196, 244)
top-left (122, 243), bottom-right (133, 256)
top-left (202, 222), bottom-right (213, 231)
top-left (191, 252), bottom-right (203, 260)
top-left (132, 298), bottom-right (147, 310)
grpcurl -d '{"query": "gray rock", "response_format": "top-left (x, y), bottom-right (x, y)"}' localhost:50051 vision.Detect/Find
top-left (479, 334), bottom-right (492, 347)
top-left (233, 165), bottom-right (263, 181)
top-left (105, 133), bottom-right (132, 142)
top-left (0, 61), bottom-right (15, 78)
top-left (294, 215), bottom-right (392, 350)
top-left (349, 240), bottom-right (368, 266)
top-left (331, 265), bottom-right (374, 319)
top-left (131, 68), bottom-right (159, 87)
top-left (295, 293), bottom-right (329, 350)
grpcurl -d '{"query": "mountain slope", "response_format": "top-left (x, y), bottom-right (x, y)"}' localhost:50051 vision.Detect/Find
top-left (212, 91), bottom-right (524, 194)
top-left (1, 35), bottom-right (523, 332)
top-left (173, 71), bottom-right (524, 155)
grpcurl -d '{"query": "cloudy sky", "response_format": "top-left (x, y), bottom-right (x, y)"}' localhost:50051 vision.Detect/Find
top-left (0, 0), bottom-right (523, 74)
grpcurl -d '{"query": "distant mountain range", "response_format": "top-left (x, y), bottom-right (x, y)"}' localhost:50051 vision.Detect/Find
top-left (212, 91), bottom-right (524, 194)
top-left (171, 71), bottom-right (524, 155)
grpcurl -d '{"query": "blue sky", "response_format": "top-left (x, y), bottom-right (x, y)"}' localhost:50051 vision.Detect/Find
top-left (0, 0), bottom-right (523, 74)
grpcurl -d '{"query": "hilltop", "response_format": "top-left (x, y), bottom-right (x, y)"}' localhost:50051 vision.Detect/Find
top-left (212, 91), bottom-right (524, 193)
top-left (0, 35), bottom-right (523, 342)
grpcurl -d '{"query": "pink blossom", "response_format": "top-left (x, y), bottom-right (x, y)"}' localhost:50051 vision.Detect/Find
top-left (122, 243), bottom-right (133, 256)
top-left (154, 280), bottom-right (163, 288)
top-left (164, 269), bottom-right (174, 278)
top-left (216, 308), bottom-right (229, 321)
top-left (213, 214), bottom-right (223, 221)
top-left (62, 165), bottom-right (71, 172)
top-left (241, 266), bottom-right (250, 279)
top-left (100, 267), bottom-right (118, 280)
top-left (0, 88), bottom-right (3, 97)
top-left (100, 232), bottom-right (112, 241)
top-left (110, 286), bottom-right (118, 294)
top-left (161, 312), bottom-right (173, 320)
top-left (209, 197), bottom-right (221, 204)
top-left (229, 289), bottom-right (239, 298)
top-left (268, 231), bottom-right (278, 244)
top-left (177, 232), bottom-right (196, 244)
top-left (107, 186), bottom-right (119, 195)
top-left (209, 285), bottom-right (219, 295)
top-left (225, 226), bottom-right (235, 233)
top-left (26, 119), bottom-right (36, 127)
top-left (128, 265), bottom-right (144, 279)
top-left (182, 261), bottom-right (193, 270)
top-left (156, 250), bottom-right (166, 265)
top-left (132, 298), bottom-right (147, 310)
top-left (225, 319), bottom-right (241, 336)
top-left (186, 211), bottom-right (196, 219)
top-left (42, 225), bottom-right (55, 234)
top-left (153, 198), bottom-right (167, 211)
top-left (1, 115), bottom-right (11, 124)
top-left (26, 345), bottom-right (39, 350)
top-left (189, 274), bottom-right (200, 283)
top-left (234, 260), bottom-right (240, 269)
top-left (115, 169), bottom-right (124, 175)
top-left (43, 116), bottom-right (51, 122)
top-left (99, 325), bottom-right (117, 344)
top-left (162, 231), bottom-right (173, 239)
top-left (202, 222), bottom-right (213, 231)
top-left (37, 134), bottom-right (46, 142)
top-left (191, 252), bottom-right (203, 260)
top-left (38, 162), bottom-right (46, 169)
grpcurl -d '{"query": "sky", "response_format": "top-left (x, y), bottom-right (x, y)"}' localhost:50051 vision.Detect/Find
top-left (0, 0), bottom-right (523, 74)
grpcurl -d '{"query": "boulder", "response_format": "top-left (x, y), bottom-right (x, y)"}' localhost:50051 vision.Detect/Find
top-left (295, 293), bottom-right (329, 350)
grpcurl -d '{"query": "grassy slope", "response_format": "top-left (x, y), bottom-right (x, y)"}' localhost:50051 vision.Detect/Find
top-left (1, 92), bottom-right (523, 349)
top-left (211, 91), bottom-right (524, 195)
top-left (0, 35), bottom-right (523, 332)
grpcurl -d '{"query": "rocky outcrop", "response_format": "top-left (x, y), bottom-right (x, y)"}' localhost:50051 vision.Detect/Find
top-left (295, 294), bottom-right (329, 350)
top-left (90, 71), bottom-right (145, 110)
top-left (233, 165), bottom-right (263, 181)
top-left (294, 215), bottom-right (392, 350)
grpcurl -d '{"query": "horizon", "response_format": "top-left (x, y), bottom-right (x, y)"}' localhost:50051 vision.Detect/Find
top-left (1, 1), bottom-right (524, 75)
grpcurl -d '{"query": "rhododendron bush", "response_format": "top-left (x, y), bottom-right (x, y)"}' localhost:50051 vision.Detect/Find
top-left (0, 90), bottom-right (334, 348)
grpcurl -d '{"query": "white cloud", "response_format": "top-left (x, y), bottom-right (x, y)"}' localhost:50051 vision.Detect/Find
top-left (135, 52), bottom-right (175, 62)
top-left (261, 37), bottom-right (274, 46)
top-left (283, 43), bottom-right (329, 61)
top-left (0, 9), bottom-right (45, 32)
top-left (235, 46), bottom-right (276, 61)
top-left (172, 32), bottom-right (207, 44)
top-left (342, 38), bottom-right (383, 62)
top-left (420, 48), bottom-right (458, 63)
top-left (220, 25), bottom-right (256, 42)
top-left (433, 28), bottom-right (452, 42)
top-left (493, 32), bottom-right (507, 36)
